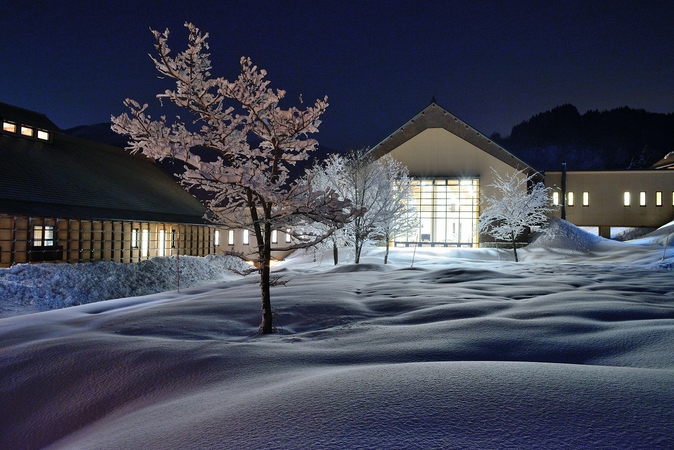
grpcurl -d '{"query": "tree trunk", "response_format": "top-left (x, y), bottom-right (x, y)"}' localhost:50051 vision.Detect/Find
top-left (384, 242), bottom-right (390, 264)
top-left (354, 235), bottom-right (361, 264)
top-left (249, 192), bottom-right (274, 334)
top-left (511, 232), bottom-right (519, 263)
top-left (333, 241), bottom-right (339, 265)
top-left (259, 252), bottom-right (273, 334)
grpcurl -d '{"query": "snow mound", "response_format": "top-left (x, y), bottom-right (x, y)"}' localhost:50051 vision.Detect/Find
top-left (528, 217), bottom-right (605, 253)
top-left (0, 255), bottom-right (247, 316)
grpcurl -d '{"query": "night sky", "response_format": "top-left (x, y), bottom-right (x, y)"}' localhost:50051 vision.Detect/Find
top-left (2, 0), bottom-right (672, 150)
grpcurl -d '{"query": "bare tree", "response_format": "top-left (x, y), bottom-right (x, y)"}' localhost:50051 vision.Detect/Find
top-left (478, 168), bottom-right (556, 262)
top-left (111, 23), bottom-right (359, 333)
top-left (335, 149), bottom-right (391, 263)
top-left (371, 155), bottom-right (418, 264)
top-left (305, 153), bottom-right (350, 265)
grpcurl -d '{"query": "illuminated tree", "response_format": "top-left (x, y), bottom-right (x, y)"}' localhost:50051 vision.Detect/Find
top-left (478, 168), bottom-right (555, 262)
top-left (112, 23), bottom-right (359, 333)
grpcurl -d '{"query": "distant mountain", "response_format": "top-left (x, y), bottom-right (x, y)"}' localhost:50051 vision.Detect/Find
top-left (65, 123), bottom-right (130, 149)
top-left (492, 105), bottom-right (674, 171)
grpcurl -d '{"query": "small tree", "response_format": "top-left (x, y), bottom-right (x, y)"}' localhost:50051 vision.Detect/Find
top-left (111, 23), bottom-right (359, 333)
top-left (478, 168), bottom-right (556, 262)
top-left (306, 152), bottom-right (350, 265)
top-left (370, 155), bottom-right (418, 264)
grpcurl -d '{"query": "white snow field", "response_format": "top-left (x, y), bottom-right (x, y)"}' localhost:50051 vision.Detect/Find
top-left (1, 219), bottom-right (674, 449)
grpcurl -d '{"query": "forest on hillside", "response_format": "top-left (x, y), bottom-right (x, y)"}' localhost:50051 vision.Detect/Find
top-left (492, 104), bottom-right (674, 171)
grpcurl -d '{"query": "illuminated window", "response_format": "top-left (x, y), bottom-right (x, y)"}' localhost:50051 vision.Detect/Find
top-left (228, 230), bottom-right (234, 245)
top-left (36, 129), bottom-right (49, 140)
top-left (214, 230), bottom-right (220, 246)
top-left (158, 229), bottom-right (166, 256)
top-left (552, 192), bottom-right (559, 205)
top-left (624, 192), bottom-right (631, 206)
top-left (33, 225), bottom-right (54, 246)
top-left (639, 191), bottom-right (646, 207)
top-left (21, 126), bottom-right (33, 137)
top-left (271, 230), bottom-right (278, 244)
top-left (141, 229), bottom-right (149, 257)
top-left (582, 191), bottom-right (589, 207)
top-left (656, 191), bottom-right (663, 207)
top-left (286, 228), bottom-right (292, 243)
top-left (131, 228), bottom-right (140, 248)
top-left (243, 229), bottom-right (249, 245)
top-left (2, 121), bottom-right (16, 133)
top-left (567, 192), bottom-right (574, 206)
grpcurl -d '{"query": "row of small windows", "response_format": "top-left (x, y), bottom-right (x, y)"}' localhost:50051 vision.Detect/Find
top-left (32, 226), bottom-right (292, 254)
top-left (225, 229), bottom-right (291, 246)
top-left (2, 120), bottom-right (50, 141)
top-left (553, 191), bottom-right (671, 207)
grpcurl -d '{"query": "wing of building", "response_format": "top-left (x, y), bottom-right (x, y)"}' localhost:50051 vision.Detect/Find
top-left (0, 102), bottom-right (220, 266)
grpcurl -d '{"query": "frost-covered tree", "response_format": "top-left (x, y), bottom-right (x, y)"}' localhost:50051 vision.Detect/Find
top-left (311, 150), bottom-right (416, 264)
top-left (371, 155), bottom-right (418, 264)
top-left (305, 152), bottom-right (350, 265)
top-left (478, 168), bottom-right (556, 262)
top-left (111, 23), bottom-right (359, 333)
top-left (337, 149), bottom-right (390, 263)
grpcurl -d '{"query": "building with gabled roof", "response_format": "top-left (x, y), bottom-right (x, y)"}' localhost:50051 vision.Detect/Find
top-left (368, 100), bottom-right (541, 247)
top-left (0, 101), bottom-right (221, 266)
top-left (371, 100), bottom-right (674, 243)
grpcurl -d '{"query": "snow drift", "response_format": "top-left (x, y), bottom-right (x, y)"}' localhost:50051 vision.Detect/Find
top-left (1, 220), bottom-right (674, 449)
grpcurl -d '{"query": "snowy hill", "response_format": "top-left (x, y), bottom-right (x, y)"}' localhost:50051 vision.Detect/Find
top-left (1, 220), bottom-right (674, 449)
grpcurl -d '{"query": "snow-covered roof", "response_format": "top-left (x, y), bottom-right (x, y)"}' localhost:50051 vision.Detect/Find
top-left (369, 101), bottom-right (540, 177)
top-left (0, 103), bottom-right (208, 223)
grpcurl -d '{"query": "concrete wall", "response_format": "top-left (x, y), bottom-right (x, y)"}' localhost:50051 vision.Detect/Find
top-left (545, 170), bottom-right (674, 236)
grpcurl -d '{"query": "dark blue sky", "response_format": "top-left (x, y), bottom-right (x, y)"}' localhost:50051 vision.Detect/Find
top-left (2, 1), bottom-right (672, 150)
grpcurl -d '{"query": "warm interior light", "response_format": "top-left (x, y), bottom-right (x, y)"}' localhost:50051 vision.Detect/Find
top-left (2, 121), bottom-right (16, 133)
top-left (21, 126), bottom-right (33, 137)
top-left (36, 129), bottom-right (49, 140)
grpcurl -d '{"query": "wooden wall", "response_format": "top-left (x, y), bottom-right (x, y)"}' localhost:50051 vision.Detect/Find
top-left (0, 214), bottom-right (216, 267)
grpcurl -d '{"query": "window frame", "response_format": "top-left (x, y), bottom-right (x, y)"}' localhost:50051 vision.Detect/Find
top-left (32, 225), bottom-right (55, 247)
top-left (131, 228), bottom-right (140, 249)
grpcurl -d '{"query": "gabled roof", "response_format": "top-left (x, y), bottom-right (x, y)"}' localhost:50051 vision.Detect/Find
top-left (0, 103), bottom-right (208, 224)
top-left (369, 101), bottom-right (539, 176)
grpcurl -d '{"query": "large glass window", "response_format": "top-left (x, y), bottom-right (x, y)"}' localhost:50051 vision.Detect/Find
top-left (399, 178), bottom-right (479, 246)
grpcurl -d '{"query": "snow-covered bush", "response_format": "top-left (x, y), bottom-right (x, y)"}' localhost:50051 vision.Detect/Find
top-left (0, 255), bottom-right (248, 312)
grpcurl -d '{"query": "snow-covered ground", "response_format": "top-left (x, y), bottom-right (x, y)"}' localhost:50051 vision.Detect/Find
top-left (1, 219), bottom-right (674, 449)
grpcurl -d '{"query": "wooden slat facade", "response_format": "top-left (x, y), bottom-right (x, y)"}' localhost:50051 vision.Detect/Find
top-left (0, 214), bottom-right (216, 267)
